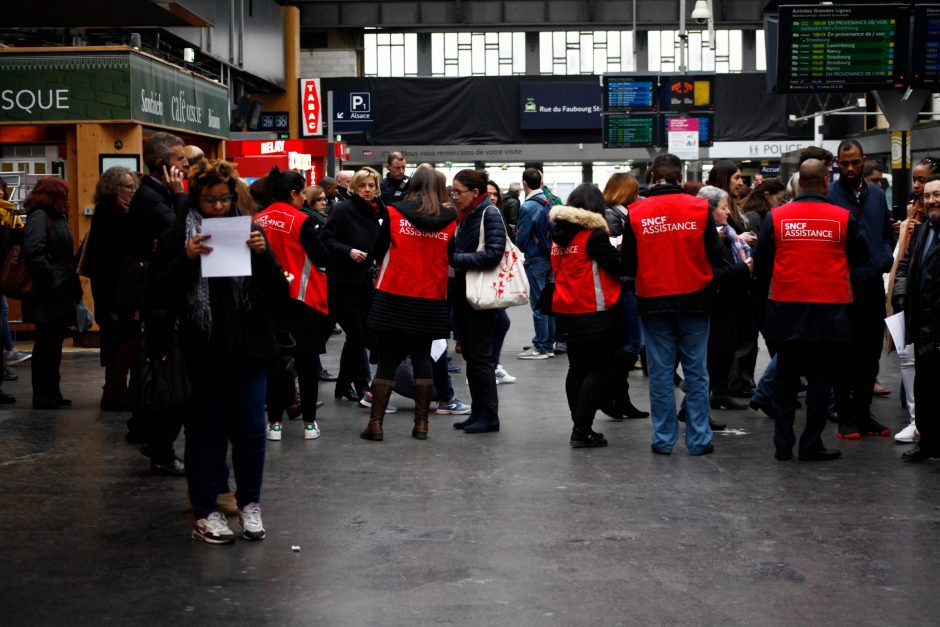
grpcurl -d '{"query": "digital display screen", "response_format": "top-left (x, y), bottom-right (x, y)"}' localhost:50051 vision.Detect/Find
top-left (662, 114), bottom-right (713, 147)
top-left (660, 76), bottom-right (714, 111)
top-left (778, 4), bottom-right (909, 92)
top-left (911, 5), bottom-right (940, 88)
top-left (603, 76), bottom-right (658, 112)
top-left (603, 114), bottom-right (658, 148)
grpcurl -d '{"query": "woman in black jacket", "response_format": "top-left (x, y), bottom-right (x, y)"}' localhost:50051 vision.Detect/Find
top-left (448, 169), bottom-right (506, 434)
top-left (84, 166), bottom-right (139, 411)
top-left (361, 167), bottom-right (458, 441)
top-left (22, 177), bottom-right (83, 409)
top-left (550, 184), bottom-right (625, 447)
top-left (320, 167), bottom-right (386, 403)
top-left (148, 159), bottom-right (288, 544)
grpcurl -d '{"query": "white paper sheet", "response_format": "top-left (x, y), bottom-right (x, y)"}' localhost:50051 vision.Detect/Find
top-left (885, 312), bottom-right (907, 352)
top-left (199, 216), bottom-right (253, 278)
top-left (431, 339), bottom-right (448, 362)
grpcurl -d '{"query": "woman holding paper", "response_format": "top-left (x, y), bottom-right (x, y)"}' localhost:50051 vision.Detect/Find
top-left (359, 167), bottom-right (457, 441)
top-left (149, 159), bottom-right (288, 545)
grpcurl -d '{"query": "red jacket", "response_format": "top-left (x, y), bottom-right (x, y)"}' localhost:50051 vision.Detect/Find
top-left (375, 205), bottom-right (456, 300)
top-left (552, 229), bottom-right (621, 314)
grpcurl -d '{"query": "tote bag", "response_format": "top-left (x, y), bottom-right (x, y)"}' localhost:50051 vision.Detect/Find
top-left (465, 209), bottom-right (530, 310)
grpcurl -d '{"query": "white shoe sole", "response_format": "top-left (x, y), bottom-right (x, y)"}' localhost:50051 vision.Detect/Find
top-left (304, 430), bottom-right (320, 440)
top-left (267, 431), bottom-right (282, 441)
top-left (191, 529), bottom-right (236, 544)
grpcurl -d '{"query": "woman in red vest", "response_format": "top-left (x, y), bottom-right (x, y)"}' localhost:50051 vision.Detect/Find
top-left (550, 183), bottom-right (624, 448)
top-left (360, 167), bottom-right (457, 440)
top-left (254, 167), bottom-right (331, 442)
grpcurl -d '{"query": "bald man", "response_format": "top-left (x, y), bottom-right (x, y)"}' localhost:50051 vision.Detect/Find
top-left (183, 145), bottom-right (205, 172)
top-left (753, 159), bottom-right (869, 462)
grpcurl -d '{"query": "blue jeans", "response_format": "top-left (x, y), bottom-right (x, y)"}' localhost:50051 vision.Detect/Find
top-left (1, 296), bottom-right (13, 351)
top-left (751, 354), bottom-right (777, 405)
top-left (524, 257), bottom-right (555, 353)
top-left (620, 289), bottom-right (644, 355)
top-left (641, 312), bottom-right (712, 454)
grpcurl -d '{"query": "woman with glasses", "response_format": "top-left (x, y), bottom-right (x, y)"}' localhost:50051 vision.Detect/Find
top-left (149, 159), bottom-right (288, 544)
top-left (83, 166), bottom-right (140, 411)
top-left (321, 167), bottom-right (387, 405)
top-left (448, 169), bottom-right (506, 434)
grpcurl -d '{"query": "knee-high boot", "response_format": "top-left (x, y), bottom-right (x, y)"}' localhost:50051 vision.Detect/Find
top-left (412, 379), bottom-right (433, 440)
top-left (360, 379), bottom-right (393, 441)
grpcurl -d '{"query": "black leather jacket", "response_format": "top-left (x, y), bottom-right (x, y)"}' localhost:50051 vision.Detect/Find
top-left (893, 221), bottom-right (940, 356)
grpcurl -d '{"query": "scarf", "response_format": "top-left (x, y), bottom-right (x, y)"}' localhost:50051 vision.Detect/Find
top-left (458, 194), bottom-right (489, 225)
top-left (719, 224), bottom-right (750, 264)
top-left (367, 199), bottom-right (380, 215)
top-left (185, 208), bottom-right (251, 340)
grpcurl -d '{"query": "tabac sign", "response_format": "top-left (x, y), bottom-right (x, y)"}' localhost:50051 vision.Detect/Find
top-left (0, 51), bottom-right (229, 138)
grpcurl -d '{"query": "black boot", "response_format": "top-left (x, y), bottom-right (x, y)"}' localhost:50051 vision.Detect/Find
top-left (570, 415), bottom-right (607, 448)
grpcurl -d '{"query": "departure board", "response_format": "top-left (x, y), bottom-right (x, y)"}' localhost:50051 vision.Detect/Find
top-left (778, 4), bottom-right (909, 92)
top-left (911, 5), bottom-right (940, 88)
top-left (603, 76), bottom-right (658, 112)
top-left (603, 115), bottom-right (658, 148)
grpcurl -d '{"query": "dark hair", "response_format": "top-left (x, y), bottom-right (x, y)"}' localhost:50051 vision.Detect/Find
top-left (24, 176), bottom-right (69, 216)
top-left (235, 178), bottom-right (259, 216)
top-left (916, 156), bottom-right (939, 174)
top-left (267, 166), bottom-right (306, 202)
top-left (522, 167), bottom-right (542, 190)
top-left (387, 151), bottom-right (405, 165)
top-left (0, 177), bottom-right (7, 200)
top-left (453, 169), bottom-right (488, 196)
top-left (706, 160), bottom-right (740, 193)
top-left (318, 176), bottom-right (336, 189)
top-left (650, 153), bottom-right (683, 185)
top-left (683, 181), bottom-right (704, 196)
top-left (187, 159), bottom-right (239, 209)
top-left (742, 177), bottom-right (785, 215)
top-left (403, 167), bottom-right (443, 215)
top-left (863, 160), bottom-right (885, 177)
top-left (486, 180), bottom-right (502, 210)
top-left (929, 174), bottom-right (940, 183)
top-left (837, 139), bottom-right (865, 158)
top-left (143, 131), bottom-right (184, 173)
top-left (799, 146), bottom-right (834, 167)
top-left (249, 176), bottom-right (273, 211)
top-left (566, 183), bottom-right (606, 215)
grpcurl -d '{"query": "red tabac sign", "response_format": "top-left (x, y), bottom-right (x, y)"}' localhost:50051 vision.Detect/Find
top-left (300, 78), bottom-right (322, 136)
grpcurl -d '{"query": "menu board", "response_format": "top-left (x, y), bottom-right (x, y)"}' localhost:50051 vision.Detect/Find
top-left (660, 75), bottom-right (714, 111)
top-left (603, 76), bottom-right (658, 112)
top-left (603, 115), bottom-right (658, 148)
top-left (778, 4), bottom-right (909, 92)
top-left (911, 5), bottom-right (940, 88)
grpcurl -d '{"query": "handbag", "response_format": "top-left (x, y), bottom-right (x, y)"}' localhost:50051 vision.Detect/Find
top-left (75, 301), bottom-right (93, 332)
top-left (129, 318), bottom-right (191, 413)
top-left (465, 208), bottom-right (530, 310)
top-left (0, 242), bottom-right (35, 299)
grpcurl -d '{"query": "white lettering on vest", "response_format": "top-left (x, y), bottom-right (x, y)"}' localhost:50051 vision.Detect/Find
top-left (780, 218), bottom-right (839, 242)
top-left (552, 245), bottom-right (579, 255)
top-left (255, 210), bottom-right (293, 233)
top-left (640, 215), bottom-right (697, 234)
top-left (398, 218), bottom-right (450, 240)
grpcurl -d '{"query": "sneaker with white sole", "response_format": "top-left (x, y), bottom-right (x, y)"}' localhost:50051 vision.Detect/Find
top-left (238, 502), bottom-right (265, 540)
top-left (266, 422), bottom-right (282, 441)
top-left (304, 421), bottom-right (321, 440)
top-left (5, 350), bottom-right (31, 366)
top-left (358, 390), bottom-right (398, 413)
top-left (495, 365), bottom-right (516, 384)
top-left (517, 348), bottom-right (550, 360)
top-left (436, 399), bottom-right (471, 415)
top-left (895, 423), bottom-right (920, 443)
top-left (192, 511), bottom-right (236, 544)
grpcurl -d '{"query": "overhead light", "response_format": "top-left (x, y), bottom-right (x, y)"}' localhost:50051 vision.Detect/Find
top-left (691, 0), bottom-right (711, 22)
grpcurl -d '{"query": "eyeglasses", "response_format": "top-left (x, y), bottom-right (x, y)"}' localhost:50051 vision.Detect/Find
top-left (200, 194), bottom-right (235, 205)
top-left (449, 188), bottom-right (473, 199)
top-left (118, 183), bottom-right (137, 190)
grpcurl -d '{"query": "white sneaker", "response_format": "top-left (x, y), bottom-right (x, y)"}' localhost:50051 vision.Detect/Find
top-left (192, 511), bottom-right (236, 544)
top-left (895, 423), bottom-right (920, 443)
top-left (266, 423), bottom-right (282, 441)
top-left (517, 348), bottom-right (550, 360)
top-left (495, 365), bottom-right (516, 384)
top-left (304, 421), bottom-right (321, 440)
top-left (238, 502), bottom-right (266, 540)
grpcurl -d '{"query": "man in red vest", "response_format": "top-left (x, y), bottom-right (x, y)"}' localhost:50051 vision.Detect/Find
top-left (622, 153), bottom-right (724, 456)
top-left (753, 159), bottom-right (868, 461)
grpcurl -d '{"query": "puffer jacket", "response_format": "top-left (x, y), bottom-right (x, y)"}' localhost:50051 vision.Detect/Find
top-left (22, 206), bottom-right (82, 325)
top-left (449, 196), bottom-right (506, 274)
top-left (892, 221), bottom-right (940, 356)
top-left (605, 204), bottom-right (629, 238)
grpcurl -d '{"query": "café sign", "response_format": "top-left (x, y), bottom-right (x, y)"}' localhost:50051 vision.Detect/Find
top-left (0, 51), bottom-right (229, 138)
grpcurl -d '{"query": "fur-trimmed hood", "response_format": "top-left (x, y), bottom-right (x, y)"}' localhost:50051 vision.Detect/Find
top-left (550, 205), bottom-right (610, 247)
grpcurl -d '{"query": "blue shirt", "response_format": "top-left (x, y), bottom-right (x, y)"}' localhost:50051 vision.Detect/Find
top-left (827, 179), bottom-right (893, 286)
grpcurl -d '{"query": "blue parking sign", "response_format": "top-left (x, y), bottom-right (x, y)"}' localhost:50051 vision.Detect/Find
top-left (332, 91), bottom-right (374, 133)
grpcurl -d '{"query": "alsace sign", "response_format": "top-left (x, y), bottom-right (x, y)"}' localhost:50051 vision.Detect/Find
top-left (0, 52), bottom-right (229, 138)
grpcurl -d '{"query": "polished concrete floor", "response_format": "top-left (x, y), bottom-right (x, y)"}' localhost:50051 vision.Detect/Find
top-left (1, 306), bottom-right (938, 626)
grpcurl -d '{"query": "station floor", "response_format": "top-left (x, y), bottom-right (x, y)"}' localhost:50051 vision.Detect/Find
top-left (1, 306), bottom-right (938, 626)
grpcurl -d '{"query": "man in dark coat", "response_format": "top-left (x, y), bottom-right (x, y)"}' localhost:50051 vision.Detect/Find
top-left (379, 151), bottom-right (410, 205)
top-left (892, 175), bottom-right (940, 462)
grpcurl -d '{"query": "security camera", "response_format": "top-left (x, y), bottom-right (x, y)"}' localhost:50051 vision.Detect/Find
top-left (691, 0), bottom-right (711, 24)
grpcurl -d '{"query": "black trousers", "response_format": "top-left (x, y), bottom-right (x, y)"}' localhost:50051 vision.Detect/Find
top-left (374, 333), bottom-right (433, 382)
top-left (453, 296), bottom-right (499, 420)
top-left (835, 280), bottom-right (886, 421)
top-left (565, 335), bottom-right (616, 426)
top-left (267, 351), bottom-right (320, 423)
top-left (773, 341), bottom-right (848, 454)
top-left (914, 352), bottom-right (940, 454)
top-left (328, 283), bottom-right (373, 394)
top-left (31, 322), bottom-right (67, 401)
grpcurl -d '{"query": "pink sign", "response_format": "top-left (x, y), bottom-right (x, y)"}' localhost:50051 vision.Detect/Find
top-left (668, 118), bottom-right (700, 132)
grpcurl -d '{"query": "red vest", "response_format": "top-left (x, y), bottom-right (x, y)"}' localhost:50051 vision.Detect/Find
top-left (551, 230), bottom-right (622, 314)
top-left (628, 193), bottom-right (713, 298)
top-left (771, 201), bottom-right (852, 304)
top-left (254, 202), bottom-right (328, 315)
top-left (375, 206), bottom-right (456, 300)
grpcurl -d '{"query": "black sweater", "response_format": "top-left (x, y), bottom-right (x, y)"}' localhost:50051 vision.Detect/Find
top-left (320, 195), bottom-right (387, 286)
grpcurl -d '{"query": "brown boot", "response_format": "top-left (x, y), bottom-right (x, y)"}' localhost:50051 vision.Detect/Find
top-left (412, 379), bottom-right (433, 440)
top-left (360, 379), bottom-right (394, 441)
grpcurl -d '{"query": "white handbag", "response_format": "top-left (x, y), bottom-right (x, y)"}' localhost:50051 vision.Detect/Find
top-left (465, 208), bottom-right (530, 310)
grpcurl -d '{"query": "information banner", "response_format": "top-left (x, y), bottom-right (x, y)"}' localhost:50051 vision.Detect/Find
top-left (331, 90), bottom-right (375, 133)
top-left (667, 118), bottom-right (700, 159)
top-left (520, 83), bottom-right (602, 130)
top-left (299, 78), bottom-right (323, 137)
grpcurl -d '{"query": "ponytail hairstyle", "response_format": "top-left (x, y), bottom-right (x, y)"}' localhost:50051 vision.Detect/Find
top-left (267, 166), bottom-right (306, 203)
